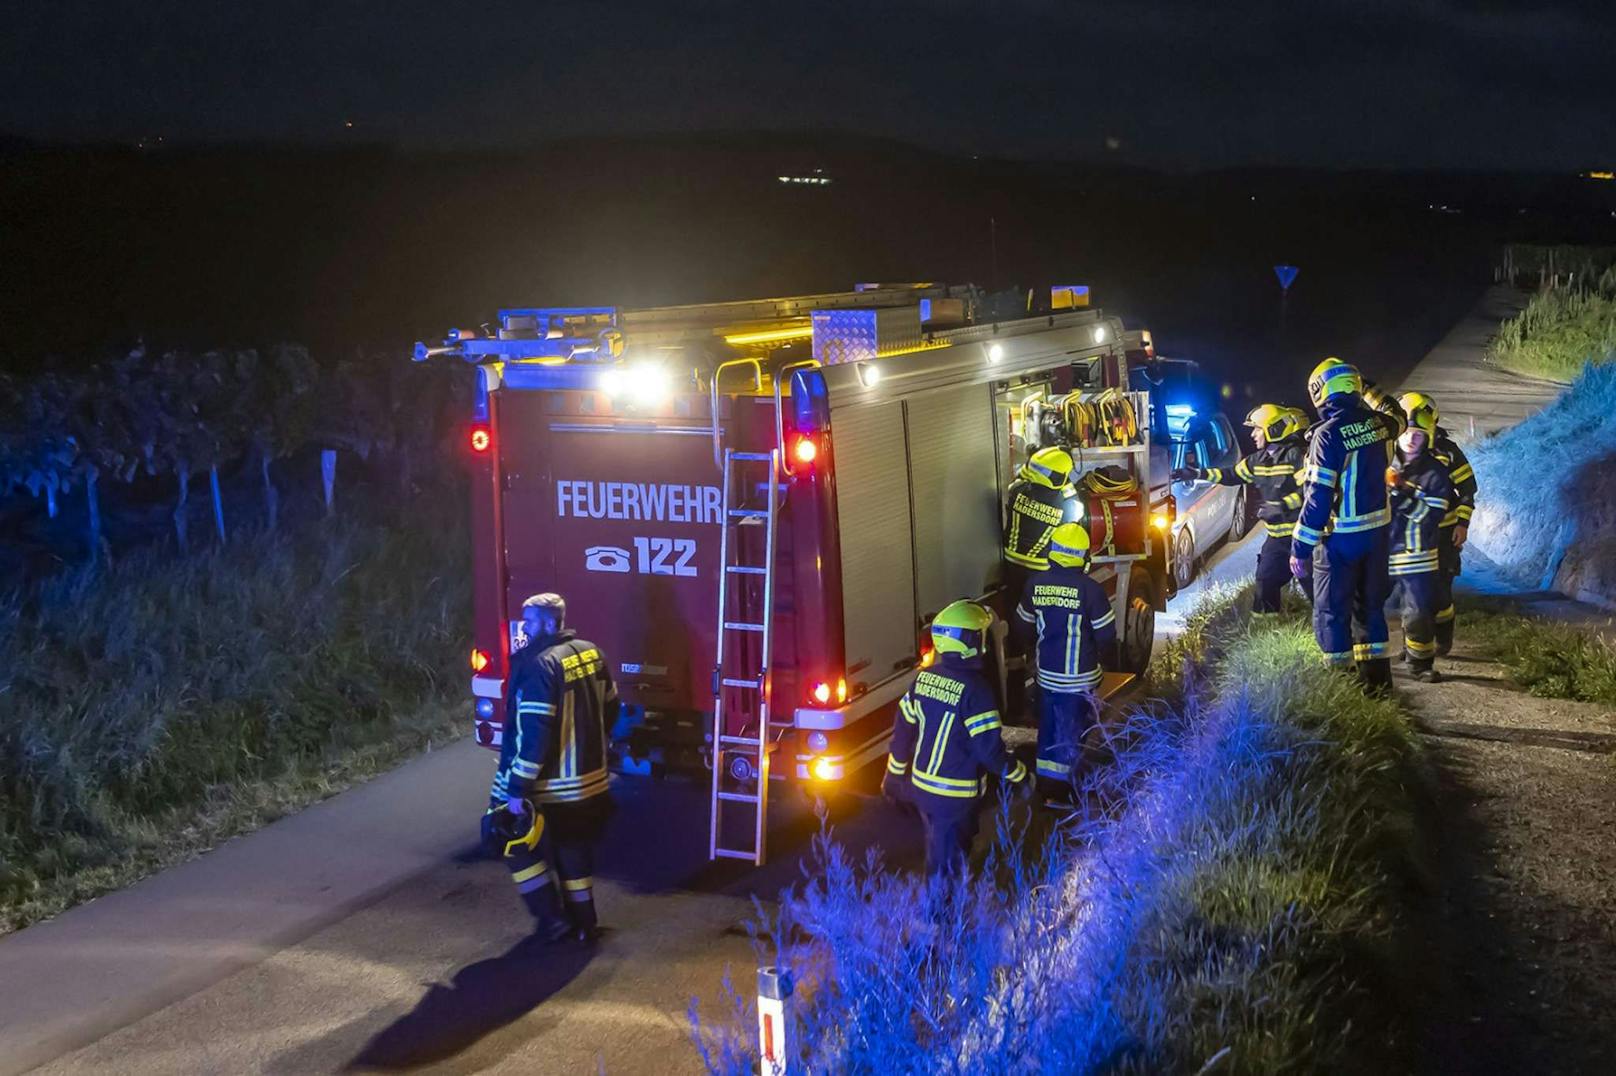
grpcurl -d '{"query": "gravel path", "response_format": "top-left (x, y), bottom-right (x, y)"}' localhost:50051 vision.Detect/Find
top-left (1401, 632), bottom-right (1616, 1074)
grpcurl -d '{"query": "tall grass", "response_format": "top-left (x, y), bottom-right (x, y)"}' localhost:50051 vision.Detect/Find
top-left (1454, 598), bottom-right (1616, 705)
top-left (0, 493), bottom-right (469, 930)
top-left (692, 600), bottom-right (1424, 1073)
top-left (1488, 270), bottom-right (1616, 382)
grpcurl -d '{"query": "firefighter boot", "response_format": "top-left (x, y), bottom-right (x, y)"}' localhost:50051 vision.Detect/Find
top-left (519, 883), bottom-right (572, 944)
top-left (1357, 658), bottom-right (1395, 696)
top-left (1434, 618), bottom-right (1455, 657)
top-left (1409, 660), bottom-right (1442, 683)
top-left (562, 878), bottom-right (600, 946)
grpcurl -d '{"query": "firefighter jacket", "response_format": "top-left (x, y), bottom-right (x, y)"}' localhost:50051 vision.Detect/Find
top-left (1389, 451), bottom-right (1455, 576)
top-left (1003, 478), bottom-right (1080, 571)
top-left (1432, 429), bottom-right (1476, 531)
top-left (1203, 437), bottom-right (1308, 539)
top-left (1292, 397), bottom-right (1403, 557)
top-left (885, 657), bottom-right (1028, 805)
top-left (1012, 565), bottom-right (1117, 693)
top-left (494, 630), bottom-right (619, 806)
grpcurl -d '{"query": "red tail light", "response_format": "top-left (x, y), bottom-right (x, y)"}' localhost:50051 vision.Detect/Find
top-left (792, 434), bottom-right (818, 466)
top-left (470, 648), bottom-right (491, 673)
top-left (810, 680), bottom-right (831, 705)
top-left (469, 423), bottom-right (492, 454)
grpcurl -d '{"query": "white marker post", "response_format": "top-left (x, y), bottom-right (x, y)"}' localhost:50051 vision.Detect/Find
top-left (757, 965), bottom-right (794, 1075)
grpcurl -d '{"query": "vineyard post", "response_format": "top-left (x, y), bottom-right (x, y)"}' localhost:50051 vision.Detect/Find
top-left (85, 468), bottom-right (102, 563)
top-left (321, 449), bottom-right (337, 515)
top-left (209, 464), bottom-right (226, 542)
top-left (260, 451), bottom-right (279, 531)
top-left (174, 468), bottom-right (190, 553)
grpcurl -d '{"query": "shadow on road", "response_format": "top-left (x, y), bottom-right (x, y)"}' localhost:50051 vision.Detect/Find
top-left (290, 934), bottom-right (594, 1073)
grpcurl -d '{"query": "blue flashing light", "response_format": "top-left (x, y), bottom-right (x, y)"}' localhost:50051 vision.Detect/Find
top-left (475, 698), bottom-right (496, 719)
top-left (1164, 403), bottom-right (1197, 418)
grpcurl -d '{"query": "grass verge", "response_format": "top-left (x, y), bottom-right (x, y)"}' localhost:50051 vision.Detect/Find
top-left (0, 494), bottom-right (469, 932)
top-left (1488, 272), bottom-right (1616, 382)
top-left (1453, 597), bottom-right (1616, 706)
top-left (692, 591), bottom-right (1426, 1073)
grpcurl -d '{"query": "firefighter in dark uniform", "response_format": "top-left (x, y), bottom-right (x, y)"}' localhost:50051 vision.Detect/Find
top-left (1399, 392), bottom-right (1476, 655)
top-left (1012, 523), bottom-right (1116, 798)
top-left (1290, 359), bottom-right (1404, 692)
top-left (486, 593), bottom-right (617, 944)
top-left (881, 599), bottom-right (1030, 880)
top-left (1388, 407), bottom-right (1456, 682)
top-left (1173, 403), bottom-right (1311, 614)
top-left (1003, 445), bottom-right (1081, 578)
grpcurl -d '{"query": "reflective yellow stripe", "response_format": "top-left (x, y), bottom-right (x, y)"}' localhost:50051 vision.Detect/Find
top-left (1405, 638), bottom-right (1437, 656)
top-left (1435, 605), bottom-right (1456, 624)
top-left (1006, 761), bottom-right (1028, 783)
top-left (910, 772), bottom-right (980, 798)
top-left (1264, 522), bottom-right (1297, 538)
top-left (887, 756), bottom-right (908, 775)
top-left (925, 712), bottom-right (953, 775)
top-left (563, 877), bottom-right (593, 892)
top-left (512, 863), bottom-right (549, 884)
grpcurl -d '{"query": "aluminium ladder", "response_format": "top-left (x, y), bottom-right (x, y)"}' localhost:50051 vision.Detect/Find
top-left (709, 447), bottom-right (784, 864)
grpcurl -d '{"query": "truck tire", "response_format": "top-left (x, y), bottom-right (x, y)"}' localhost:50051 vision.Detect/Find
top-left (1119, 565), bottom-right (1156, 673)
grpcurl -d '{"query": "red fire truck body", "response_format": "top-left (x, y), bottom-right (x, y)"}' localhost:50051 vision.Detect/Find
top-left (419, 284), bottom-right (1174, 863)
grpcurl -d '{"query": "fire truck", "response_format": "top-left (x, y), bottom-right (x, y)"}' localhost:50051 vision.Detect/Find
top-left (416, 283), bottom-right (1176, 864)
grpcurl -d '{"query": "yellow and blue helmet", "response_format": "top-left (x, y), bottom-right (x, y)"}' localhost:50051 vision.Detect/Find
top-left (930, 599), bottom-right (994, 660)
top-left (1048, 522), bottom-right (1092, 568)
top-left (1398, 391), bottom-right (1439, 435)
top-left (1244, 403), bottom-right (1304, 443)
top-left (1307, 357), bottom-right (1362, 409)
top-left (1019, 446), bottom-right (1074, 489)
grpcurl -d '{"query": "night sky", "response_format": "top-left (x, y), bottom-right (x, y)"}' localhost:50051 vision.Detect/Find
top-left (4, 0), bottom-right (1614, 168)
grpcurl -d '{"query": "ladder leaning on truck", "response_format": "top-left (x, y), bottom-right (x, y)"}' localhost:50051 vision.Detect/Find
top-left (416, 282), bottom-right (1176, 865)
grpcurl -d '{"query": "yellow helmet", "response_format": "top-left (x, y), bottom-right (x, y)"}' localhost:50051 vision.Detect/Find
top-left (1019, 446), bottom-right (1074, 489)
top-left (1283, 406), bottom-right (1312, 435)
top-left (1401, 397), bottom-right (1438, 438)
top-left (1307, 358), bottom-right (1362, 409)
top-left (1399, 391), bottom-right (1439, 433)
top-left (1244, 403), bottom-right (1303, 443)
top-left (1048, 522), bottom-right (1091, 568)
top-left (930, 599), bottom-right (994, 660)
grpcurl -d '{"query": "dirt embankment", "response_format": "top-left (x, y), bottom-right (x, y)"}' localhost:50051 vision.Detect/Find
top-left (1403, 634), bottom-right (1616, 1074)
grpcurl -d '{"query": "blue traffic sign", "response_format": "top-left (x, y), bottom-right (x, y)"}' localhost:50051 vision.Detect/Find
top-left (1274, 265), bottom-right (1299, 291)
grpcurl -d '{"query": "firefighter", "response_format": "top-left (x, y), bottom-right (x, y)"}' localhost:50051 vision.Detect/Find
top-left (1011, 522), bottom-right (1116, 798)
top-left (1399, 392), bottom-right (1476, 655)
top-left (486, 593), bottom-right (617, 945)
top-left (1003, 446), bottom-right (1081, 575)
top-left (1388, 407), bottom-right (1456, 681)
top-left (1172, 403), bottom-right (1311, 614)
top-left (1290, 359), bottom-right (1404, 692)
top-left (881, 599), bottom-right (1030, 880)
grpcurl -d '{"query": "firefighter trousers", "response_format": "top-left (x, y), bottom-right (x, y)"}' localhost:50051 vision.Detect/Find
top-left (1435, 537), bottom-right (1460, 654)
top-left (1036, 689), bottom-right (1098, 789)
top-left (920, 802), bottom-right (981, 882)
top-left (1255, 534), bottom-right (1308, 613)
top-left (1393, 573), bottom-right (1440, 671)
top-left (502, 797), bottom-right (610, 934)
top-left (1311, 528), bottom-right (1392, 669)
